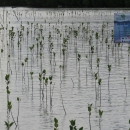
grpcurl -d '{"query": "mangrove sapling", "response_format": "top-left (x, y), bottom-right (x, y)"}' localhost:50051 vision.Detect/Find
top-left (99, 109), bottom-right (103, 118)
top-left (108, 44), bottom-right (110, 64)
top-left (27, 28), bottom-right (29, 57)
top-left (21, 62), bottom-right (24, 86)
top-left (77, 54), bottom-right (81, 76)
top-left (98, 78), bottom-right (102, 107)
top-left (5, 76), bottom-right (12, 129)
top-left (30, 72), bottom-right (34, 95)
top-left (36, 38), bottom-right (39, 59)
top-left (59, 65), bottom-right (62, 82)
top-left (29, 44), bottom-right (34, 71)
top-left (42, 69), bottom-right (46, 101)
top-left (94, 72), bottom-right (98, 99)
top-left (108, 64), bottom-right (111, 90)
top-left (24, 57), bottom-right (29, 89)
top-left (97, 58), bottom-right (100, 76)
top-left (49, 42), bottom-right (54, 65)
top-left (17, 41), bottom-right (20, 63)
top-left (45, 77), bottom-right (48, 108)
top-left (5, 102), bottom-right (15, 130)
top-left (73, 30), bottom-right (78, 67)
top-left (69, 120), bottom-right (83, 130)
top-left (40, 52), bottom-right (42, 72)
top-left (91, 46), bottom-right (94, 69)
top-left (105, 38), bottom-right (108, 59)
top-left (95, 32), bottom-right (99, 57)
top-left (54, 118), bottom-right (58, 130)
top-left (74, 30), bottom-right (78, 47)
top-left (7, 55), bottom-right (11, 74)
top-left (16, 97), bottom-right (21, 128)
top-left (40, 40), bottom-right (44, 52)
top-left (62, 48), bottom-right (66, 70)
top-left (39, 73), bottom-right (42, 100)
top-left (101, 23), bottom-right (105, 47)
top-left (53, 52), bottom-right (56, 66)
top-left (124, 77), bottom-right (127, 97)
top-left (111, 30), bottom-right (114, 56)
top-left (49, 76), bottom-right (53, 106)
top-left (88, 104), bottom-right (92, 130)
top-left (5, 74), bottom-right (10, 111)
top-left (99, 109), bottom-right (103, 130)
top-left (5, 74), bottom-right (17, 129)
top-left (1, 49), bottom-right (3, 57)
top-left (24, 57), bottom-right (28, 69)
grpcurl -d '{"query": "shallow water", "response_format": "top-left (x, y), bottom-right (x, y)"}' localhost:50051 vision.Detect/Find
top-left (0, 8), bottom-right (130, 130)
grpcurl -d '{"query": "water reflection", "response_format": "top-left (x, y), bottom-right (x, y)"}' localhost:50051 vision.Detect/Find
top-left (0, 8), bottom-right (130, 130)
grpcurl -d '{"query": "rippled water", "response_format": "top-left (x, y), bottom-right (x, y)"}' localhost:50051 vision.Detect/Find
top-left (0, 8), bottom-right (130, 130)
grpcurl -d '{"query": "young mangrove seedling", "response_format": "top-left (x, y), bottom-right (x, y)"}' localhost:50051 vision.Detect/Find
top-left (91, 46), bottom-right (94, 69)
top-left (21, 62), bottom-right (24, 83)
top-left (42, 69), bottom-right (46, 101)
top-left (78, 54), bottom-right (81, 75)
top-left (108, 44), bottom-right (110, 64)
top-left (49, 76), bottom-right (53, 106)
top-left (97, 58), bottom-right (100, 76)
top-left (1, 49), bottom-right (3, 53)
top-left (45, 77), bottom-right (48, 108)
top-left (99, 109), bottom-right (103, 118)
top-left (62, 48), bottom-right (66, 70)
top-left (5, 101), bottom-right (14, 130)
top-left (5, 74), bottom-right (10, 106)
top-left (98, 78), bottom-right (102, 107)
top-left (40, 52), bottom-right (42, 72)
top-left (69, 120), bottom-right (83, 130)
top-left (108, 64), bottom-right (111, 90)
top-left (88, 104), bottom-right (92, 130)
top-left (29, 44), bottom-right (34, 71)
top-left (54, 118), bottom-right (58, 130)
top-left (95, 32), bottom-right (99, 56)
top-left (5, 74), bottom-right (17, 129)
top-left (16, 97), bottom-right (21, 128)
top-left (105, 38), bottom-right (108, 58)
top-left (53, 52), bottom-right (56, 66)
top-left (39, 73), bottom-right (42, 100)
top-left (59, 65), bottom-right (62, 82)
top-left (99, 109), bottom-right (103, 130)
top-left (49, 42), bottom-right (53, 65)
top-left (30, 72), bottom-right (34, 94)
top-left (24, 57), bottom-right (28, 71)
top-left (1, 49), bottom-right (4, 57)
top-left (94, 72), bottom-right (98, 99)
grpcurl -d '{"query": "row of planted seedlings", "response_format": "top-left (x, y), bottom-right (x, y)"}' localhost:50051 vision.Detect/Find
top-left (1, 13), bottom-right (129, 129)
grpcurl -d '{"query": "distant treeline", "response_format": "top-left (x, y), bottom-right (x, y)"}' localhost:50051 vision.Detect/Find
top-left (0, 0), bottom-right (130, 7)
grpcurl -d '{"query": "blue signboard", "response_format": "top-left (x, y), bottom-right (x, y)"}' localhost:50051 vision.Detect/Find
top-left (114, 13), bottom-right (130, 43)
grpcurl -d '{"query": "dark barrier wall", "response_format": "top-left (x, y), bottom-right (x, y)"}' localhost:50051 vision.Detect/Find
top-left (0, 0), bottom-right (129, 7)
